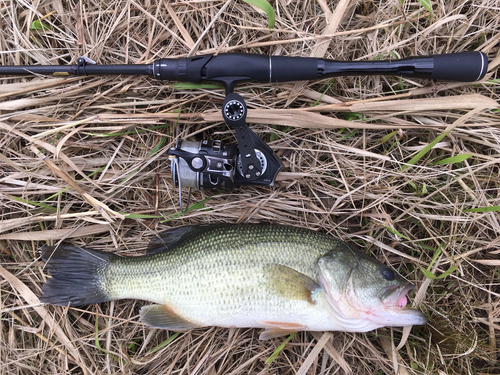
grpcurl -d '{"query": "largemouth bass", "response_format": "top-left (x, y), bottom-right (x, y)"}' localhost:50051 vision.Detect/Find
top-left (40, 224), bottom-right (427, 339)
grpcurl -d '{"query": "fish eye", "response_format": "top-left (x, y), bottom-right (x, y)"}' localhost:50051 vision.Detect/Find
top-left (382, 268), bottom-right (395, 281)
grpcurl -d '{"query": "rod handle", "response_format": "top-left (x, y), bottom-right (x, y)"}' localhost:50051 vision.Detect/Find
top-left (431, 51), bottom-right (488, 82)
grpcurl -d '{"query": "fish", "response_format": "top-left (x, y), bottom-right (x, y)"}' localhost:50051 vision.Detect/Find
top-left (40, 224), bottom-right (427, 340)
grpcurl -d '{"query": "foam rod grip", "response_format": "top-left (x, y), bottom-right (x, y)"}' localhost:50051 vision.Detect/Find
top-left (431, 51), bottom-right (488, 82)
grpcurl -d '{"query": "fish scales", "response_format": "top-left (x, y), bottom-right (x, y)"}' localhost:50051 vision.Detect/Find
top-left (40, 224), bottom-right (427, 338)
top-left (105, 225), bottom-right (339, 325)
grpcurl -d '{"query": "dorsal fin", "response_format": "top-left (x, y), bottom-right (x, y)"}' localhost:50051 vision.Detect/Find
top-left (147, 225), bottom-right (203, 254)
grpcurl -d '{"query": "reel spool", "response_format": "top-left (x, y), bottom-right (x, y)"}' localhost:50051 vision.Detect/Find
top-left (168, 137), bottom-right (281, 192)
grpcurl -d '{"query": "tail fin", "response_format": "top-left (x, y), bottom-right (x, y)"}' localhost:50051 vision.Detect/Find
top-left (40, 245), bottom-right (113, 306)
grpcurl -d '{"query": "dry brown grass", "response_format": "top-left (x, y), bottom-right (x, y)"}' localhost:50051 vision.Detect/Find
top-left (1, 0), bottom-right (499, 374)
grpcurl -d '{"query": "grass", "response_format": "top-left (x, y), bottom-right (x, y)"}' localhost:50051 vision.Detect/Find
top-left (0, 0), bottom-right (499, 374)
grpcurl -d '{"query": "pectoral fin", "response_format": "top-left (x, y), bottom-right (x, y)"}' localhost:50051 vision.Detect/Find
top-left (265, 264), bottom-right (321, 304)
top-left (140, 305), bottom-right (201, 330)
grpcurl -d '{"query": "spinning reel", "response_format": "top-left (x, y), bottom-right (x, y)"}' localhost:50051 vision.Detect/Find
top-left (167, 93), bottom-right (283, 193)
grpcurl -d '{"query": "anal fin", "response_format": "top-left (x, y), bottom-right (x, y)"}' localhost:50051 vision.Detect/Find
top-left (140, 305), bottom-right (201, 330)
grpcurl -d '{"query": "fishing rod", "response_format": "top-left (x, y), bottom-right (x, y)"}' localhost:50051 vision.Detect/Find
top-left (1, 52), bottom-right (488, 91)
top-left (1, 52), bottom-right (488, 198)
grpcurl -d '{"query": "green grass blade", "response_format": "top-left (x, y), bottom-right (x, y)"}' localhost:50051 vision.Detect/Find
top-left (379, 131), bottom-right (398, 144)
top-left (340, 128), bottom-right (360, 140)
top-left (42, 188), bottom-right (70, 202)
top-left (160, 197), bottom-right (212, 222)
top-left (148, 108), bottom-right (180, 156)
top-left (420, 244), bottom-right (458, 280)
top-left (95, 319), bottom-right (122, 363)
top-left (128, 338), bottom-right (140, 354)
top-left (84, 124), bottom-right (171, 137)
top-left (149, 332), bottom-right (181, 354)
top-left (435, 265), bottom-right (458, 280)
top-left (420, 264), bottom-right (458, 280)
top-left (464, 206), bottom-right (500, 213)
top-left (417, 0), bottom-right (433, 14)
top-left (118, 167), bottom-right (139, 186)
top-left (433, 154), bottom-right (472, 165)
top-left (9, 195), bottom-right (57, 212)
top-left (270, 125), bottom-right (292, 141)
top-left (342, 112), bottom-right (363, 122)
top-left (170, 83), bottom-right (223, 89)
top-left (242, 0), bottom-right (275, 29)
top-left (402, 127), bottom-right (454, 171)
top-left (121, 213), bottom-right (164, 219)
top-left (384, 226), bottom-right (410, 240)
top-left (265, 332), bottom-right (296, 364)
top-left (428, 247), bottom-right (442, 271)
top-left (40, 167), bottom-right (105, 203)
top-left (30, 20), bottom-right (50, 30)
top-left (311, 79), bottom-right (335, 107)
top-left (149, 136), bottom-right (167, 156)
top-left (419, 266), bottom-right (436, 280)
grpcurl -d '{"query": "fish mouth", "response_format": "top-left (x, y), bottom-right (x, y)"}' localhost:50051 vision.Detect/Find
top-left (377, 283), bottom-right (427, 326)
top-left (381, 283), bottom-right (414, 309)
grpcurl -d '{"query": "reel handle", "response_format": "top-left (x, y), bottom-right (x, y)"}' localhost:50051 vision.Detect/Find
top-left (222, 93), bottom-right (262, 180)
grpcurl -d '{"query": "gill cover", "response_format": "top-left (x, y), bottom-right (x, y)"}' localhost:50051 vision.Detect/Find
top-left (317, 245), bottom-right (427, 330)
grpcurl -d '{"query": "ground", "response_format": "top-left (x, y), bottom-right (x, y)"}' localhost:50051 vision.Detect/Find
top-left (0, 0), bottom-right (499, 374)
